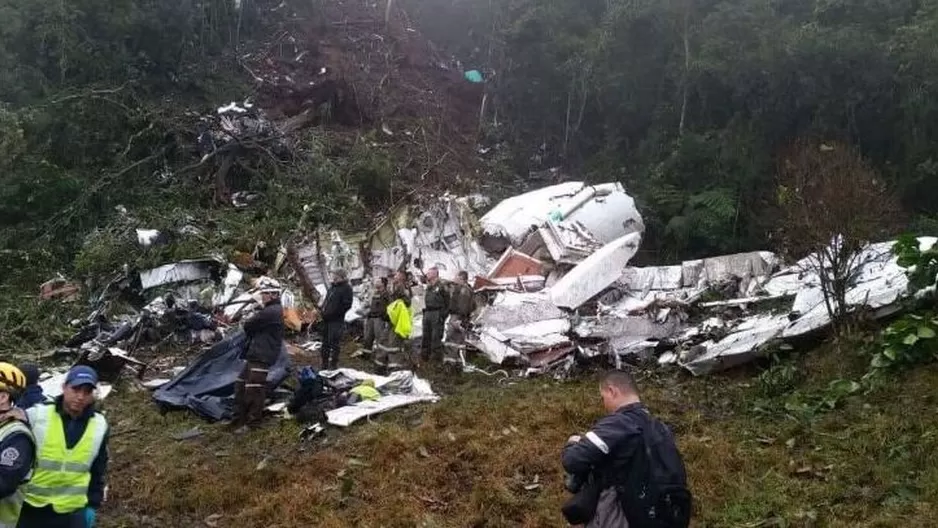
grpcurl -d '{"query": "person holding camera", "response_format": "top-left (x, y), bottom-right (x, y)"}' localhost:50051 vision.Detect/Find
top-left (561, 370), bottom-right (691, 528)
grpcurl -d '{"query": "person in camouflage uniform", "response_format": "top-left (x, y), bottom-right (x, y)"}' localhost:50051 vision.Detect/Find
top-left (376, 271), bottom-right (412, 373)
top-left (443, 271), bottom-right (475, 367)
top-left (361, 277), bottom-right (390, 358)
top-left (420, 267), bottom-right (449, 363)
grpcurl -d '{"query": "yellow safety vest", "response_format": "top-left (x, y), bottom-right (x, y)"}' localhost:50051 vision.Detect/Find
top-left (387, 299), bottom-right (412, 339)
top-left (24, 405), bottom-right (107, 514)
top-left (349, 384), bottom-right (381, 401)
top-left (0, 420), bottom-right (34, 528)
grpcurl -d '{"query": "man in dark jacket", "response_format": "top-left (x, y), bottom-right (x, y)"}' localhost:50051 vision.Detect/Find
top-left (561, 370), bottom-right (689, 528)
top-left (15, 363), bottom-right (44, 409)
top-left (420, 267), bottom-right (450, 363)
top-left (320, 269), bottom-right (353, 370)
top-left (232, 288), bottom-right (284, 432)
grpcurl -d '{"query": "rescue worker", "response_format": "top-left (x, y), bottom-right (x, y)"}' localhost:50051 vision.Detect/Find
top-left (0, 363), bottom-right (36, 528)
top-left (13, 365), bottom-right (43, 410)
top-left (232, 287), bottom-right (283, 433)
top-left (390, 270), bottom-right (412, 306)
top-left (361, 277), bottom-right (391, 358)
top-left (420, 267), bottom-right (449, 363)
top-left (561, 370), bottom-right (690, 528)
top-left (18, 365), bottom-right (109, 528)
top-left (443, 271), bottom-right (475, 368)
top-left (320, 269), bottom-right (353, 370)
top-left (378, 271), bottom-right (413, 371)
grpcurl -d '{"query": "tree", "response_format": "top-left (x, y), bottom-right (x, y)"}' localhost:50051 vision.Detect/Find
top-left (777, 140), bottom-right (901, 334)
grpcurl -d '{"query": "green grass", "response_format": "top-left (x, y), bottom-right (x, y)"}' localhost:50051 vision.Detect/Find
top-left (96, 345), bottom-right (938, 527)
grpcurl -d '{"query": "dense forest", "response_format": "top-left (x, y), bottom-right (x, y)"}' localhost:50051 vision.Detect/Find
top-left (3, 0), bottom-right (938, 283)
top-left (406, 0), bottom-right (938, 260)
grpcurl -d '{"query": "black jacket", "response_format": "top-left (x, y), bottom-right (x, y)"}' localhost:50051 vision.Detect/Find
top-left (322, 280), bottom-right (353, 323)
top-left (0, 419), bottom-right (35, 500)
top-left (562, 403), bottom-right (646, 488)
top-left (243, 300), bottom-right (284, 366)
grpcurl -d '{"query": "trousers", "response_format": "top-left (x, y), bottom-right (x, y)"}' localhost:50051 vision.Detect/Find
top-left (421, 310), bottom-right (445, 361)
top-left (233, 361), bottom-right (269, 427)
top-left (376, 327), bottom-right (405, 371)
top-left (361, 317), bottom-right (386, 353)
top-left (321, 321), bottom-right (345, 370)
top-left (16, 504), bottom-right (86, 528)
top-left (443, 315), bottom-right (469, 365)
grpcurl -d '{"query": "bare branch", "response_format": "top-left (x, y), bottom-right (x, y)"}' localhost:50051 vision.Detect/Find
top-left (778, 139), bottom-right (902, 333)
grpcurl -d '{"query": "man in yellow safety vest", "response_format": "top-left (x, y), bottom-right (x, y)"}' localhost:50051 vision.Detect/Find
top-left (0, 362), bottom-right (36, 528)
top-left (16, 365), bottom-right (109, 528)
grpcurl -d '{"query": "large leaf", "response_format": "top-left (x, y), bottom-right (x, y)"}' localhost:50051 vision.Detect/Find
top-left (917, 325), bottom-right (936, 339)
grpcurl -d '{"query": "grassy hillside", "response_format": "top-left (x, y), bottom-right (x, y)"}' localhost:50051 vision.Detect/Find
top-left (98, 345), bottom-right (938, 527)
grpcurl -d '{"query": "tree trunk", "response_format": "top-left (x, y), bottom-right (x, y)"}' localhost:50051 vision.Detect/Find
top-left (214, 152), bottom-right (235, 205)
top-left (563, 81), bottom-right (573, 160)
top-left (678, 0), bottom-right (691, 137)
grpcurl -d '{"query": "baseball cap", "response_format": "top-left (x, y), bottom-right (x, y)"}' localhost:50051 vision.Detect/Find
top-left (64, 365), bottom-right (98, 388)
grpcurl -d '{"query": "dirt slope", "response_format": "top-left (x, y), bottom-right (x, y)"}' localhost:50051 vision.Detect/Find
top-left (246, 0), bottom-right (484, 195)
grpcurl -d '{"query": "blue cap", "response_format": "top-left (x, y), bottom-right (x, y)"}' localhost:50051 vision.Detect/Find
top-left (65, 366), bottom-right (98, 388)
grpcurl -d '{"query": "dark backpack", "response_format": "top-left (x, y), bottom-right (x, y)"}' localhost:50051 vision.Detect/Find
top-left (288, 366), bottom-right (328, 421)
top-left (616, 410), bottom-right (692, 528)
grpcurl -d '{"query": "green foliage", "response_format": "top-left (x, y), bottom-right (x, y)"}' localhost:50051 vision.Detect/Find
top-left (758, 357), bottom-right (802, 398)
top-left (779, 379), bottom-right (863, 423)
top-left (870, 314), bottom-right (938, 373)
top-left (345, 136), bottom-right (395, 211)
top-left (865, 235), bottom-right (938, 378)
top-left (0, 296), bottom-right (86, 358)
top-left (894, 233), bottom-right (938, 294)
top-left (402, 0), bottom-right (938, 259)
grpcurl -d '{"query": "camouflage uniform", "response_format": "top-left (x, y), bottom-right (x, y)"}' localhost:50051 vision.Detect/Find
top-left (362, 289), bottom-right (390, 355)
top-left (421, 281), bottom-right (449, 362)
top-left (443, 282), bottom-right (474, 365)
top-left (377, 281), bottom-right (412, 371)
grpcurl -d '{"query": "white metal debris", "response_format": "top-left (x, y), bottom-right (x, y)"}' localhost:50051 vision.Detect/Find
top-left (136, 229), bottom-right (161, 247)
top-left (537, 220), bottom-right (604, 264)
top-left (319, 368), bottom-right (439, 427)
top-left (139, 259), bottom-right (219, 290)
top-left (212, 265), bottom-right (244, 307)
top-left (664, 237), bottom-right (937, 375)
top-left (469, 329), bottom-right (523, 364)
top-left (40, 373), bottom-right (114, 402)
top-left (480, 182), bottom-right (644, 251)
top-left (550, 233), bottom-right (641, 310)
top-left (680, 314), bottom-right (790, 376)
top-left (476, 292), bottom-right (565, 331)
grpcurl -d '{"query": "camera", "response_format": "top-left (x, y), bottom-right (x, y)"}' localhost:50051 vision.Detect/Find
top-left (564, 472), bottom-right (585, 493)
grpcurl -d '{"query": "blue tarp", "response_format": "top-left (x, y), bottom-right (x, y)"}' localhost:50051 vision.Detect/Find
top-left (152, 329), bottom-right (291, 421)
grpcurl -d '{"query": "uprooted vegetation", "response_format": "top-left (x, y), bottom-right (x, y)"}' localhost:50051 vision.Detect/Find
top-left (0, 0), bottom-right (490, 296)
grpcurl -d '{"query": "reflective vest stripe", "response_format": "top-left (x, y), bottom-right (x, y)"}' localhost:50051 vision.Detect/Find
top-left (21, 484), bottom-right (89, 496)
top-left (34, 460), bottom-right (91, 472)
top-left (24, 405), bottom-right (107, 514)
top-left (0, 420), bottom-right (34, 528)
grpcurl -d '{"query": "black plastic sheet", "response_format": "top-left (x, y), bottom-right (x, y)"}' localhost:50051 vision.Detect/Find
top-left (152, 329), bottom-right (291, 421)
